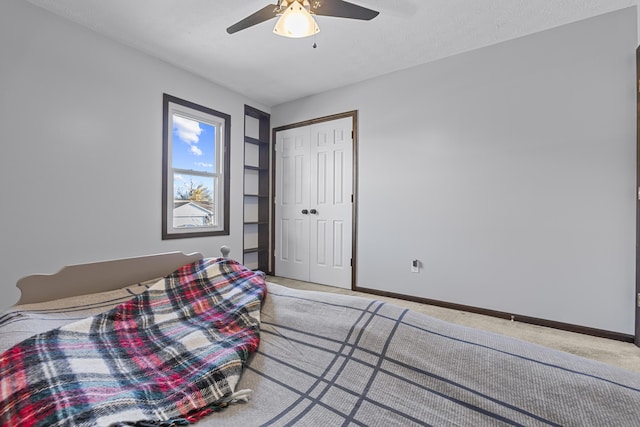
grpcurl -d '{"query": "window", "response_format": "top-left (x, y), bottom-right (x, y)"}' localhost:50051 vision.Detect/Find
top-left (162, 94), bottom-right (230, 239)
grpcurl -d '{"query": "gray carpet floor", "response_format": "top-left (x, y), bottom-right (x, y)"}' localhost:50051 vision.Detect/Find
top-left (267, 275), bottom-right (640, 374)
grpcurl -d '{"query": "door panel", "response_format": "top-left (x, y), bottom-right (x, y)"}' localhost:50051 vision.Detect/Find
top-left (308, 117), bottom-right (353, 288)
top-left (275, 128), bottom-right (310, 281)
top-left (275, 116), bottom-right (353, 289)
top-left (315, 219), bottom-right (327, 265)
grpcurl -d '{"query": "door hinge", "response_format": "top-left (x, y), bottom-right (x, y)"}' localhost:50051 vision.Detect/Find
top-left (637, 293), bottom-right (640, 308)
top-left (350, 258), bottom-right (353, 267)
top-left (351, 194), bottom-right (354, 203)
top-left (637, 187), bottom-right (640, 201)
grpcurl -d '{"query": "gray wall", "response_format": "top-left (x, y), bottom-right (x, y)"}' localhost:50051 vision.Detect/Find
top-left (0, 0), bottom-right (268, 309)
top-left (272, 8), bottom-right (637, 334)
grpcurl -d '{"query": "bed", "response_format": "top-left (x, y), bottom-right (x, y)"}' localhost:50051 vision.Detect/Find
top-left (1, 250), bottom-right (640, 427)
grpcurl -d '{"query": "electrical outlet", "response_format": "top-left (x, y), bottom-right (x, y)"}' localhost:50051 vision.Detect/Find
top-left (411, 259), bottom-right (420, 273)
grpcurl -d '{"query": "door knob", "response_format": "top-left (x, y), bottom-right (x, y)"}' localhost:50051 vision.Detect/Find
top-left (310, 209), bottom-right (318, 215)
top-left (302, 209), bottom-right (309, 215)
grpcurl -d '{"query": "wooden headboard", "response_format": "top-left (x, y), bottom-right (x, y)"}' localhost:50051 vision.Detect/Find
top-left (16, 251), bottom-right (206, 305)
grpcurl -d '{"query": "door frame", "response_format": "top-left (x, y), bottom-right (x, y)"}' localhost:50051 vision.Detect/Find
top-left (271, 110), bottom-right (358, 289)
top-left (633, 46), bottom-right (640, 347)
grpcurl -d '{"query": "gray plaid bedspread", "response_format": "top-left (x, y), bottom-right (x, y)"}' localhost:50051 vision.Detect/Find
top-left (3, 281), bottom-right (640, 426)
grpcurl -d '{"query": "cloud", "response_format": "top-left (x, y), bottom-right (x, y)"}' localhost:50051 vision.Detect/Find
top-left (173, 115), bottom-right (202, 144)
top-left (195, 162), bottom-right (213, 168)
top-left (190, 145), bottom-right (203, 156)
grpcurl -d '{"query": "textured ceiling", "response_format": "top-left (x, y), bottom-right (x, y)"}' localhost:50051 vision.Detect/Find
top-left (24, 0), bottom-right (638, 107)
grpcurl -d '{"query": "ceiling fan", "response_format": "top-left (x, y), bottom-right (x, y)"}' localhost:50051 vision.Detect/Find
top-left (226, 0), bottom-right (379, 38)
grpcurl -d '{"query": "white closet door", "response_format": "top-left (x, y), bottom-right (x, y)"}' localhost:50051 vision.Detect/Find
top-left (275, 116), bottom-right (353, 289)
top-left (308, 118), bottom-right (353, 288)
top-left (275, 127), bottom-right (310, 281)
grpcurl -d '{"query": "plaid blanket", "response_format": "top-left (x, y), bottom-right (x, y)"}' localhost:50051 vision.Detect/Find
top-left (0, 257), bottom-right (267, 427)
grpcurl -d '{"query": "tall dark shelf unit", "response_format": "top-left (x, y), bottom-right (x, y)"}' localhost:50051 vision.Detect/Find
top-left (243, 105), bottom-right (270, 273)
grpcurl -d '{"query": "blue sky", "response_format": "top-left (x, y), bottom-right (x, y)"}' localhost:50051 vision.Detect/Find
top-left (172, 114), bottom-right (216, 172)
top-left (172, 114), bottom-right (216, 199)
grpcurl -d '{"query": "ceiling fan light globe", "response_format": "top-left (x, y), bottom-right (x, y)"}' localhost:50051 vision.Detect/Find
top-left (273, 3), bottom-right (319, 38)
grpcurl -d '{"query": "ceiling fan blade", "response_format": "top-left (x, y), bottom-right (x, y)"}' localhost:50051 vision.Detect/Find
top-left (311, 0), bottom-right (379, 20)
top-left (226, 4), bottom-right (279, 34)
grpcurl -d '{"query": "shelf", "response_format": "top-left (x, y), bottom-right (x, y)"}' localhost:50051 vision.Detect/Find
top-left (244, 247), bottom-right (267, 254)
top-left (244, 136), bottom-right (267, 145)
top-left (243, 105), bottom-right (271, 273)
top-left (244, 165), bottom-right (268, 172)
